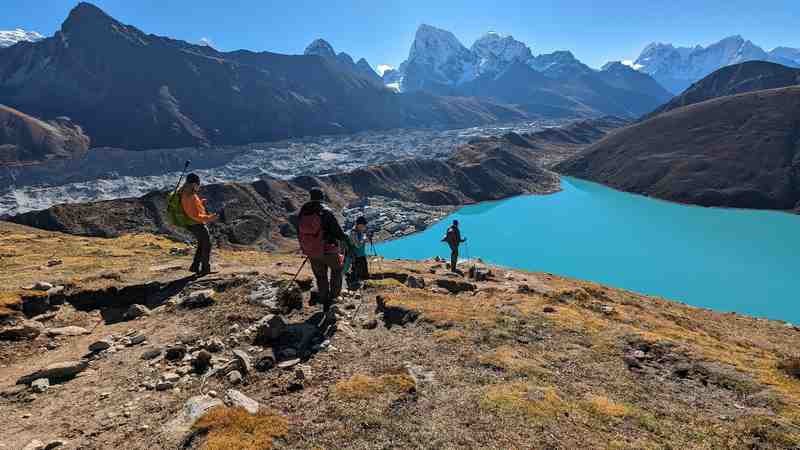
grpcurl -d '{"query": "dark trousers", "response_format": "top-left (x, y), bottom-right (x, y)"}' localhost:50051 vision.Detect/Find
top-left (310, 254), bottom-right (343, 305)
top-left (352, 256), bottom-right (369, 281)
top-left (449, 245), bottom-right (459, 272)
top-left (188, 224), bottom-right (212, 272)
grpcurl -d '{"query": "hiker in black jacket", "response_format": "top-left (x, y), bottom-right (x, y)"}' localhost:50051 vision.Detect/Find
top-left (443, 220), bottom-right (466, 273)
top-left (297, 188), bottom-right (349, 309)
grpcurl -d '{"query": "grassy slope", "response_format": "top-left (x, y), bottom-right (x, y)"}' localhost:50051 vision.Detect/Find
top-left (1, 221), bottom-right (799, 449)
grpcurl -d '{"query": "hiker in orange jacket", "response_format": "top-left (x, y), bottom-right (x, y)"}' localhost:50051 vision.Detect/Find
top-left (180, 173), bottom-right (218, 275)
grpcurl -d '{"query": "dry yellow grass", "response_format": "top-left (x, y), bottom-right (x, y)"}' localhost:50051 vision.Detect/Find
top-left (193, 406), bottom-right (288, 450)
top-left (481, 382), bottom-right (567, 423)
top-left (478, 345), bottom-right (548, 377)
top-left (332, 372), bottom-right (417, 401)
top-left (584, 394), bottom-right (632, 418)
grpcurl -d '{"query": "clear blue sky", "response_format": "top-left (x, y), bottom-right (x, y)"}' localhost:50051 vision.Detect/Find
top-left (3, 0), bottom-right (799, 69)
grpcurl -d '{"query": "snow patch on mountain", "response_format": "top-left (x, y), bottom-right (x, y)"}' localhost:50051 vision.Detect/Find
top-left (471, 32), bottom-right (533, 75)
top-left (632, 36), bottom-right (799, 93)
top-left (0, 29), bottom-right (44, 48)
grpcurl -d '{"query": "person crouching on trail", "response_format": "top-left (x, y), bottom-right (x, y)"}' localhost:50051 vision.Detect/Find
top-left (443, 220), bottom-right (466, 273)
top-left (348, 216), bottom-right (370, 287)
top-left (298, 188), bottom-right (349, 310)
top-left (180, 173), bottom-right (218, 275)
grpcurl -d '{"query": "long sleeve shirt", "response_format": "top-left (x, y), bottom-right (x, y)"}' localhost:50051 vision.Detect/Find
top-left (181, 190), bottom-right (215, 224)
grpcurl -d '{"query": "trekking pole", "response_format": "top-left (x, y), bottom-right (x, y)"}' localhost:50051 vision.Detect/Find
top-left (369, 237), bottom-right (384, 278)
top-left (173, 160), bottom-right (191, 193)
top-left (291, 257), bottom-right (309, 283)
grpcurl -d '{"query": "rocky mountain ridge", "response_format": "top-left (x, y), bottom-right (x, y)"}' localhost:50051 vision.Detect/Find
top-left (632, 35), bottom-right (800, 93)
top-left (386, 25), bottom-right (672, 118)
top-left (0, 3), bottom-right (528, 155)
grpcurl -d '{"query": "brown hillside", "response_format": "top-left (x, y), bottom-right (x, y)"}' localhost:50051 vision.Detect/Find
top-left (1, 222), bottom-right (799, 449)
top-left (557, 87), bottom-right (800, 210)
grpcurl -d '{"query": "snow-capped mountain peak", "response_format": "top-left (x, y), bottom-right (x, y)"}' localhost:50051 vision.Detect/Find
top-left (471, 31), bottom-right (533, 75)
top-left (304, 38), bottom-right (336, 59)
top-left (402, 24), bottom-right (478, 90)
top-left (0, 29), bottom-right (44, 48)
top-left (631, 35), bottom-right (795, 93)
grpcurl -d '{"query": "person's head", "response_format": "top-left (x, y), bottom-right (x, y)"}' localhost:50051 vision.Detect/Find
top-left (184, 173), bottom-right (201, 193)
top-left (356, 216), bottom-right (367, 232)
top-left (309, 187), bottom-right (324, 202)
top-left (453, 220), bottom-right (459, 227)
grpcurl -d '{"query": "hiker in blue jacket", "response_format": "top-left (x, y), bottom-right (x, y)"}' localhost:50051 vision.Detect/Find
top-left (347, 216), bottom-right (370, 287)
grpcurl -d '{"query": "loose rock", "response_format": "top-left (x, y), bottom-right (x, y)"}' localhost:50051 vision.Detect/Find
top-left (227, 370), bottom-right (243, 385)
top-left (232, 349), bottom-right (253, 375)
top-left (17, 360), bottom-right (89, 385)
top-left (181, 289), bottom-right (216, 308)
top-left (435, 279), bottom-right (477, 294)
top-left (141, 348), bottom-right (163, 360)
top-left (225, 389), bottom-right (260, 414)
top-left (192, 350), bottom-right (213, 372)
top-left (46, 326), bottom-right (90, 337)
top-left (406, 276), bottom-right (426, 289)
top-left (89, 339), bottom-right (113, 353)
top-left (255, 348), bottom-right (276, 372)
top-left (31, 378), bottom-right (50, 393)
top-left (126, 334), bottom-right (147, 346)
top-left (156, 381), bottom-right (175, 391)
top-left (44, 440), bottom-right (67, 450)
top-left (0, 320), bottom-right (44, 341)
top-left (165, 345), bottom-right (187, 361)
top-left (22, 440), bottom-right (45, 450)
top-left (125, 304), bottom-right (151, 320)
top-left (32, 282), bottom-right (54, 291)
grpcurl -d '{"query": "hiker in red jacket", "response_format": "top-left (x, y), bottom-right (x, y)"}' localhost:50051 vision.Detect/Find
top-left (297, 188), bottom-right (349, 310)
top-left (180, 173), bottom-right (218, 275)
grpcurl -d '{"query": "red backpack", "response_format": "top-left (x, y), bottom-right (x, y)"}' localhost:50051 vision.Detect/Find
top-left (299, 211), bottom-right (325, 258)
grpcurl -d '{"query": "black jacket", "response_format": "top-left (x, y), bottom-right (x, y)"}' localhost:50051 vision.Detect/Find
top-left (297, 201), bottom-right (348, 246)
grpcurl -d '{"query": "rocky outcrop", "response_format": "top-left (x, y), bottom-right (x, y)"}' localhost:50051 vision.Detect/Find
top-left (557, 86), bottom-right (800, 210)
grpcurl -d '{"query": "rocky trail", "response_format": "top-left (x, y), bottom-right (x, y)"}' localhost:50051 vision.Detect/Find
top-left (2, 222), bottom-right (800, 449)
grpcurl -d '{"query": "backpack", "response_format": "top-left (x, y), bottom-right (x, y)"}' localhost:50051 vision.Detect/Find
top-left (442, 227), bottom-right (457, 246)
top-left (299, 211), bottom-right (325, 258)
top-left (166, 191), bottom-right (195, 229)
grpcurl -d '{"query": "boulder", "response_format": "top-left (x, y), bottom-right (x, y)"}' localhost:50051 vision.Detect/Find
top-left (22, 440), bottom-right (45, 450)
top-left (192, 350), bottom-right (213, 372)
top-left (125, 304), bottom-right (151, 320)
top-left (156, 381), bottom-right (175, 391)
top-left (181, 289), bottom-right (216, 308)
top-left (46, 326), bottom-right (90, 337)
top-left (203, 338), bottom-right (225, 353)
top-left (255, 348), bottom-right (276, 372)
top-left (0, 320), bottom-right (44, 341)
top-left (31, 378), bottom-right (50, 393)
top-left (162, 394), bottom-right (223, 440)
top-left (232, 349), bottom-right (253, 375)
top-left (32, 282), bottom-right (54, 291)
top-left (89, 339), bottom-right (113, 353)
top-left (126, 334), bottom-right (147, 346)
top-left (141, 348), bottom-right (162, 360)
top-left (165, 345), bottom-right (187, 361)
top-left (44, 440), bottom-right (67, 450)
top-left (225, 389), bottom-right (260, 414)
top-left (17, 360), bottom-right (89, 385)
top-left (406, 276), bottom-right (426, 289)
top-left (227, 370), bottom-right (243, 385)
top-left (435, 279), bottom-right (476, 294)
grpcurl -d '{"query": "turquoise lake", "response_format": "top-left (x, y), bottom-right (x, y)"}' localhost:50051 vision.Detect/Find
top-left (377, 177), bottom-right (800, 324)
